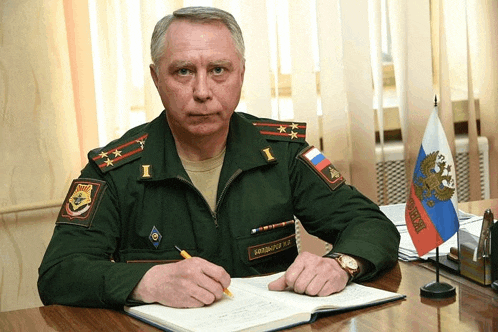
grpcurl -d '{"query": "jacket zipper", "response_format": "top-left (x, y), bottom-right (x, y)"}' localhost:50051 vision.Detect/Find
top-left (176, 168), bottom-right (242, 228)
top-left (176, 176), bottom-right (217, 223)
top-left (215, 168), bottom-right (243, 216)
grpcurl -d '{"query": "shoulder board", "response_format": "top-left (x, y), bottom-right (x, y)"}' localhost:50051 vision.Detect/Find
top-left (89, 133), bottom-right (148, 173)
top-left (252, 120), bottom-right (306, 142)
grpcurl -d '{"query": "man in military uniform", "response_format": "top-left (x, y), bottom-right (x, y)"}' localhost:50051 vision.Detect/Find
top-left (38, 6), bottom-right (399, 309)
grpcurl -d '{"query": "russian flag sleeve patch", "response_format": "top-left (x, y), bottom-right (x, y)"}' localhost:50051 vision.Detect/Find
top-left (299, 146), bottom-right (345, 190)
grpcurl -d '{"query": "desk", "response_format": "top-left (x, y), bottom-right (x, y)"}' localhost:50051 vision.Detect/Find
top-left (2, 200), bottom-right (497, 332)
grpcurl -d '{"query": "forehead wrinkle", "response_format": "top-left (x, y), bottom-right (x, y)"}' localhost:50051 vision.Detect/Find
top-left (162, 21), bottom-right (242, 63)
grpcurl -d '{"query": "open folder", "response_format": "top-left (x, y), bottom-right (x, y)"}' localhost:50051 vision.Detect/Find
top-left (124, 272), bottom-right (404, 332)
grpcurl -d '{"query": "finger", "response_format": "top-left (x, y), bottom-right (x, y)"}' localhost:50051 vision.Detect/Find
top-left (304, 273), bottom-right (340, 296)
top-left (303, 274), bottom-right (324, 296)
top-left (178, 296), bottom-right (205, 308)
top-left (313, 267), bottom-right (348, 297)
top-left (268, 275), bottom-right (288, 291)
top-left (188, 282), bottom-right (218, 306)
top-left (155, 285), bottom-right (208, 308)
top-left (198, 259), bottom-right (231, 290)
top-left (281, 262), bottom-right (306, 290)
top-left (293, 269), bottom-right (316, 294)
top-left (317, 280), bottom-right (338, 297)
top-left (196, 273), bottom-right (226, 301)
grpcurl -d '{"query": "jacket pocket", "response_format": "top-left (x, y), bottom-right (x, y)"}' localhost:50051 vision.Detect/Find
top-left (236, 227), bottom-right (298, 274)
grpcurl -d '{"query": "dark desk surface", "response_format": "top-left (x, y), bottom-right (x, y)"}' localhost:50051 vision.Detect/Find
top-left (2, 199), bottom-right (497, 332)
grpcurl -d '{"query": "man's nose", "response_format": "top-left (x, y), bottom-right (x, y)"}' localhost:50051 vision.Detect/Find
top-left (193, 72), bottom-right (212, 102)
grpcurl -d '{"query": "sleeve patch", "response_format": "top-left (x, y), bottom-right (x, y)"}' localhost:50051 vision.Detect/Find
top-left (298, 146), bottom-right (345, 190)
top-left (57, 179), bottom-right (107, 228)
top-left (253, 121), bottom-right (306, 142)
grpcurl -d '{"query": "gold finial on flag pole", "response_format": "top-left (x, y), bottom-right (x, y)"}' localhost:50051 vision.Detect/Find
top-left (434, 95), bottom-right (438, 107)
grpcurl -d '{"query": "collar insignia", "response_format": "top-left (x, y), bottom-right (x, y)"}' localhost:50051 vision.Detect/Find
top-left (141, 164), bottom-right (153, 179)
top-left (261, 146), bottom-right (277, 163)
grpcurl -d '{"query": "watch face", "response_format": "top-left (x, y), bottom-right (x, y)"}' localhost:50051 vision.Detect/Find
top-left (342, 256), bottom-right (358, 270)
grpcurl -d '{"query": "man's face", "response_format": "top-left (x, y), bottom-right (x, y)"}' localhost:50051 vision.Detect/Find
top-left (151, 20), bottom-right (245, 139)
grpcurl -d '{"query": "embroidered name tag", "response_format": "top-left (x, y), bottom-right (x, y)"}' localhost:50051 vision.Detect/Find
top-left (247, 234), bottom-right (296, 261)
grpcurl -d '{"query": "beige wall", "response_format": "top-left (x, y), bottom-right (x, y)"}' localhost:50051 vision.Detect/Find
top-left (1, 0), bottom-right (82, 311)
top-left (0, 209), bottom-right (59, 312)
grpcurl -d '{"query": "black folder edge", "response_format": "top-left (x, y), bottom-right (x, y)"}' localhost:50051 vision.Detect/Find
top-left (124, 310), bottom-right (177, 332)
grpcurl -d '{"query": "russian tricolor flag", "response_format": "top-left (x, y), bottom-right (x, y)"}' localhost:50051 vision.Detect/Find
top-left (405, 106), bottom-right (459, 257)
top-left (304, 147), bottom-right (331, 171)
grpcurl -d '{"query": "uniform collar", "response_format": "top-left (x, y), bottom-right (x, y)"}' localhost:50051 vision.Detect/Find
top-left (139, 111), bottom-right (186, 181)
top-left (139, 111), bottom-right (275, 182)
top-left (225, 112), bottom-right (277, 171)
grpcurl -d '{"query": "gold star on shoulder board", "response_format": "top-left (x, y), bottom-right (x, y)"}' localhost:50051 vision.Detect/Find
top-left (99, 151), bottom-right (108, 158)
top-left (104, 158), bottom-right (114, 166)
top-left (137, 139), bottom-right (145, 150)
top-left (112, 150), bottom-right (122, 157)
top-left (289, 131), bottom-right (298, 139)
top-left (291, 123), bottom-right (299, 130)
top-left (277, 125), bottom-right (287, 133)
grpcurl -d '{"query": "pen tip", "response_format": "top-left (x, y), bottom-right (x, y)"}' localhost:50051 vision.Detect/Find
top-left (174, 245), bottom-right (182, 252)
top-left (224, 289), bottom-right (234, 298)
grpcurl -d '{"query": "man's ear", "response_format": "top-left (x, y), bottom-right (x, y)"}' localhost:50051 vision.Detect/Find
top-left (150, 64), bottom-right (159, 89)
top-left (240, 61), bottom-right (246, 83)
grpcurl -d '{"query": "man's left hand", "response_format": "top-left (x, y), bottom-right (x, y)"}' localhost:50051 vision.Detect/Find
top-left (268, 251), bottom-right (349, 296)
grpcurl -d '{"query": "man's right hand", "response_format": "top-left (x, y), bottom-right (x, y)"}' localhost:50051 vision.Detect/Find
top-left (130, 257), bottom-right (231, 308)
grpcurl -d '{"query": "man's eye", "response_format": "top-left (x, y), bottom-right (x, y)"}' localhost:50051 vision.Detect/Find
top-left (212, 67), bottom-right (224, 75)
top-left (178, 68), bottom-right (191, 76)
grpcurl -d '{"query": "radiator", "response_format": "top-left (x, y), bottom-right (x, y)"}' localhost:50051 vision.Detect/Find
top-left (375, 136), bottom-right (490, 205)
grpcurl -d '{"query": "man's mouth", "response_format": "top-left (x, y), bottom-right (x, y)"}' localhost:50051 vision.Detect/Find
top-left (189, 112), bottom-right (218, 117)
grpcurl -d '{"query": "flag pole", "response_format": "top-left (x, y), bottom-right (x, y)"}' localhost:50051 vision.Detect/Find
top-left (420, 247), bottom-right (455, 298)
top-left (436, 247), bottom-right (440, 284)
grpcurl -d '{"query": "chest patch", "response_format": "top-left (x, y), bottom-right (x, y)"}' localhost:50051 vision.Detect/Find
top-left (299, 146), bottom-right (345, 191)
top-left (247, 234), bottom-right (296, 261)
top-left (57, 179), bottom-right (107, 227)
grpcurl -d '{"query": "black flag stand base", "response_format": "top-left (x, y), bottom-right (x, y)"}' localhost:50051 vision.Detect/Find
top-left (420, 247), bottom-right (456, 298)
top-left (420, 281), bottom-right (456, 298)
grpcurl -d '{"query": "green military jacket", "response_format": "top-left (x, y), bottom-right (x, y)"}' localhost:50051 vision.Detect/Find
top-left (38, 111), bottom-right (400, 309)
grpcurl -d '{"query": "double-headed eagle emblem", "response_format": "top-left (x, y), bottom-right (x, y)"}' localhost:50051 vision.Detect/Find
top-left (414, 151), bottom-right (455, 207)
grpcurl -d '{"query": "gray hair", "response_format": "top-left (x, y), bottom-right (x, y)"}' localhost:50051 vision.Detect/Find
top-left (150, 6), bottom-right (245, 69)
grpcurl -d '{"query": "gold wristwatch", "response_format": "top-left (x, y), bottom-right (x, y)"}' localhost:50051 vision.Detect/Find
top-left (328, 253), bottom-right (360, 282)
